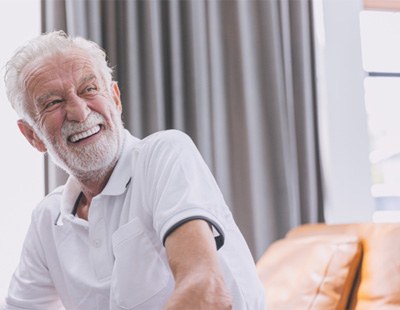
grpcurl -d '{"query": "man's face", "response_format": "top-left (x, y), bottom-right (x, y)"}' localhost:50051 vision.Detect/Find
top-left (22, 49), bottom-right (124, 178)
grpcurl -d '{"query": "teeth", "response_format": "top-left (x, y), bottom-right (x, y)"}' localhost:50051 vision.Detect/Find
top-left (69, 125), bottom-right (101, 143)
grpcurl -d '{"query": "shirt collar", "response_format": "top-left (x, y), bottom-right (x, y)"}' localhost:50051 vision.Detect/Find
top-left (57, 130), bottom-right (139, 224)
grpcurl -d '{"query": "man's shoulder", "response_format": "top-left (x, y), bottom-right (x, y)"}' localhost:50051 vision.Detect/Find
top-left (140, 129), bottom-right (195, 152)
top-left (141, 129), bottom-right (190, 141)
top-left (123, 129), bottom-right (192, 158)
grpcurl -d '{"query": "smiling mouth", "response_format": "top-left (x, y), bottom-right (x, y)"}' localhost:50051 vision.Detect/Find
top-left (68, 125), bottom-right (101, 143)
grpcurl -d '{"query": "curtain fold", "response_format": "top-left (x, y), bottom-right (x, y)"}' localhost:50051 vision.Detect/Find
top-left (42, 0), bottom-right (323, 259)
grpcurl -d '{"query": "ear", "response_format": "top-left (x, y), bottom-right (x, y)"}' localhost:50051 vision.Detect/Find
top-left (111, 82), bottom-right (122, 112)
top-left (17, 120), bottom-right (47, 153)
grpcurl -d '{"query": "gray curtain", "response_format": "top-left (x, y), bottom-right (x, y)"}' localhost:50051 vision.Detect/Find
top-left (42, 0), bottom-right (323, 259)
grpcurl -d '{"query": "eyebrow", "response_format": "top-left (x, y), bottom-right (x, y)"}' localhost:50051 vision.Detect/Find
top-left (36, 91), bottom-right (59, 105)
top-left (79, 74), bottom-right (97, 85)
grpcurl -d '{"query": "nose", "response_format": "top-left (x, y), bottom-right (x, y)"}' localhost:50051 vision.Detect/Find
top-left (65, 94), bottom-right (90, 122)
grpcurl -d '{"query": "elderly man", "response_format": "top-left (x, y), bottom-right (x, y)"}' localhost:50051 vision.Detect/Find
top-left (3, 31), bottom-right (265, 309)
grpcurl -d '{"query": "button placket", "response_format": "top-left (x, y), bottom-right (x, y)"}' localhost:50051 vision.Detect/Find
top-left (89, 200), bottom-right (102, 250)
top-left (92, 238), bottom-right (102, 248)
top-left (88, 199), bottom-right (113, 280)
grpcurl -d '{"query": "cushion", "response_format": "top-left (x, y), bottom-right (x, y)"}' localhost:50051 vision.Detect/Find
top-left (284, 223), bottom-right (400, 309)
top-left (256, 234), bottom-right (361, 309)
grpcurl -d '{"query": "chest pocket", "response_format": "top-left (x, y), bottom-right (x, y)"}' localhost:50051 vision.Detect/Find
top-left (110, 217), bottom-right (171, 309)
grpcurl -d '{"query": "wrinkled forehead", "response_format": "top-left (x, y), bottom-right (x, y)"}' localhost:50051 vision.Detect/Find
top-left (20, 48), bottom-right (102, 119)
top-left (22, 48), bottom-right (98, 85)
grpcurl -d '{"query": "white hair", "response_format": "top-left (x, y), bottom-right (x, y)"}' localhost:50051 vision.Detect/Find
top-left (4, 30), bottom-right (114, 125)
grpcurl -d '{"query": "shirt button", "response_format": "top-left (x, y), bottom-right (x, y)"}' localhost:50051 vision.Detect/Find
top-left (92, 239), bottom-right (102, 248)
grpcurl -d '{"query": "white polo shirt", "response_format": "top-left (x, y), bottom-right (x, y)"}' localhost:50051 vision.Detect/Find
top-left (5, 130), bottom-right (265, 310)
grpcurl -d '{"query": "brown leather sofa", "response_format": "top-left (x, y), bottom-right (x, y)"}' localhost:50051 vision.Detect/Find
top-left (256, 223), bottom-right (400, 309)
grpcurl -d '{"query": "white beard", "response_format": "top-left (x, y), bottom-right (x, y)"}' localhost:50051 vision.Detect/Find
top-left (40, 110), bottom-right (125, 180)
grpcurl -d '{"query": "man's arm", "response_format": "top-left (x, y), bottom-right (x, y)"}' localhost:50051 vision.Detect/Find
top-left (164, 219), bottom-right (233, 309)
top-left (4, 218), bottom-right (63, 309)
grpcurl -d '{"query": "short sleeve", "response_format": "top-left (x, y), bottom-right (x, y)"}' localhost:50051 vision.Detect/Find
top-left (5, 215), bottom-right (63, 309)
top-left (141, 130), bottom-right (230, 249)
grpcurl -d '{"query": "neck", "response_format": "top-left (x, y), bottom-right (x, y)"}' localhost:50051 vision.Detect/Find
top-left (74, 155), bottom-right (117, 198)
top-left (73, 165), bottom-right (114, 221)
top-left (79, 166), bottom-right (114, 197)
top-left (76, 193), bottom-right (90, 221)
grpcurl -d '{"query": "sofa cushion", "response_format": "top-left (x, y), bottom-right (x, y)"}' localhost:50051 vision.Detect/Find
top-left (285, 223), bottom-right (400, 309)
top-left (256, 234), bottom-right (361, 309)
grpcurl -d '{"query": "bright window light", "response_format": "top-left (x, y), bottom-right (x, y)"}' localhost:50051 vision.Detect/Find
top-left (361, 11), bottom-right (400, 211)
top-left (360, 11), bottom-right (400, 73)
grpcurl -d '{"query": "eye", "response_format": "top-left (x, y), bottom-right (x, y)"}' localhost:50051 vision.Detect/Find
top-left (84, 84), bottom-right (98, 94)
top-left (45, 99), bottom-right (64, 110)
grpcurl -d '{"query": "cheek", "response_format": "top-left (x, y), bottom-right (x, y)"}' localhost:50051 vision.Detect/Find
top-left (92, 98), bottom-right (118, 118)
top-left (40, 113), bottom-right (65, 136)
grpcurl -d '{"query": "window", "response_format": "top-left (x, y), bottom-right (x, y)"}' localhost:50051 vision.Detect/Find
top-left (312, 0), bottom-right (374, 223)
top-left (0, 0), bottom-right (41, 299)
top-left (360, 9), bottom-right (400, 211)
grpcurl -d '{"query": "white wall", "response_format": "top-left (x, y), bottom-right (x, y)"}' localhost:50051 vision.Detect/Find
top-left (313, 0), bottom-right (375, 223)
top-left (0, 0), bottom-right (42, 300)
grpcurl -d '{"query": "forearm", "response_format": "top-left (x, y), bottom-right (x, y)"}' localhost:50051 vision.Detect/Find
top-left (164, 220), bottom-right (232, 309)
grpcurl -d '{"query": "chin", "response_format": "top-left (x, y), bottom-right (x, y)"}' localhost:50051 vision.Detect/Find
top-left (47, 119), bottom-right (125, 180)
top-left (49, 138), bottom-right (120, 179)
